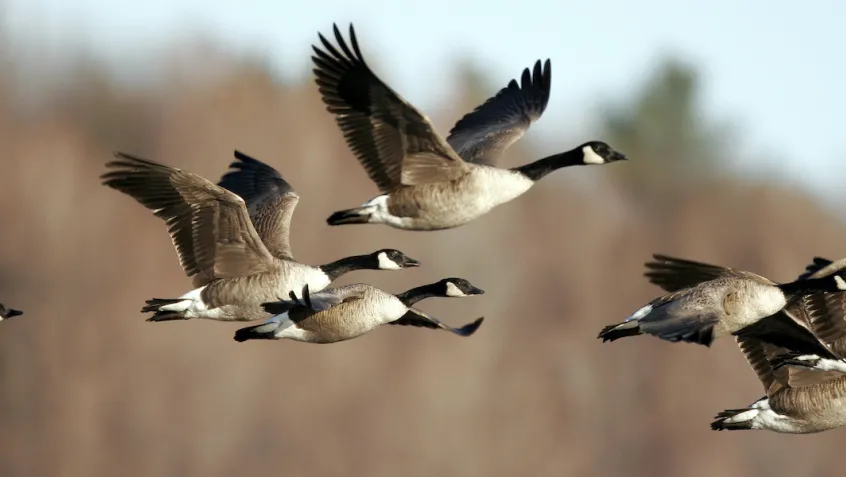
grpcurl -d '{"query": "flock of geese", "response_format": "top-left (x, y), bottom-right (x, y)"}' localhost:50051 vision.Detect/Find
top-left (3, 23), bottom-right (846, 436)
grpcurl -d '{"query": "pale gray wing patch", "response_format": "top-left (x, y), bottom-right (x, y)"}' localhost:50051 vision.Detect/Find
top-left (447, 59), bottom-right (551, 166)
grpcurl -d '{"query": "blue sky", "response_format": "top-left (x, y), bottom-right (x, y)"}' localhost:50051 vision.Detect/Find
top-left (5, 0), bottom-right (846, 198)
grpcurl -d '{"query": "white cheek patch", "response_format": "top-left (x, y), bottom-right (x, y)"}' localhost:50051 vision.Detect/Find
top-left (377, 252), bottom-right (401, 270)
top-left (445, 282), bottom-right (467, 297)
top-left (582, 145), bottom-right (606, 165)
top-left (835, 275), bottom-right (846, 290)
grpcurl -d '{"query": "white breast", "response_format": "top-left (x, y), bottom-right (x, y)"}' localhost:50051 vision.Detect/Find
top-left (468, 167), bottom-right (535, 208)
top-left (278, 262), bottom-right (332, 296)
top-left (738, 284), bottom-right (787, 325)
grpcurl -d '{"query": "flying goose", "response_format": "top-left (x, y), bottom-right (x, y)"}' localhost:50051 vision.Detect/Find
top-left (101, 151), bottom-right (420, 322)
top-left (234, 278), bottom-right (485, 343)
top-left (645, 254), bottom-right (846, 372)
top-left (0, 303), bottom-right (22, 321)
top-left (311, 24), bottom-right (628, 231)
top-left (597, 254), bottom-right (846, 346)
top-left (710, 331), bottom-right (846, 433)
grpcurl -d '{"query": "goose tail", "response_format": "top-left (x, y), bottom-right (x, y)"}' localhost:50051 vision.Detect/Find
top-left (597, 320), bottom-right (642, 342)
top-left (710, 397), bottom-right (769, 431)
top-left (234, 320), bottom-right (281, 342)
top-left (142, 298), bottom-right (189, 322)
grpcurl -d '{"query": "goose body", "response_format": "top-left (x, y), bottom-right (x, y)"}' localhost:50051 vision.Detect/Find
top-left (234, 278), bottom-right (485, 344)
top-left (646, 255), bottom-right (846, 370)
top-left (102, 151), bottom-right (419, 322)
top-left (598, 254), bottom-right (846, 346)
top-left (0, 303), bottom-right (22, 321)
top-left (313, 24), bottom-right (627, 231)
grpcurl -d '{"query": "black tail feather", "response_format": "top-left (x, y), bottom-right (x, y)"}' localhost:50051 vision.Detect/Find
top-left (141, 298), bottom-right (184, 313)
top-left (141, 298), bottom-right (186, 322)
top-left (146, 312), bottom-right (188, 322)
top-left (233, 322), bottom-right (279, 342)
top-left (597, 321), bottom-right (641, 342)
top-left (711, 409), bottom-right (754, 431)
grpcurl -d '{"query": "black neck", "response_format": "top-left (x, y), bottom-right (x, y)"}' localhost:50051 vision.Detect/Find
top-left (512, 149), bottom-right (583, 181)
top-left (395, 282), bottom-right (441, 307)
top-left (778, 277), bottom-right (837, 296)
top-left (318, 255), bottom-right (372, 281)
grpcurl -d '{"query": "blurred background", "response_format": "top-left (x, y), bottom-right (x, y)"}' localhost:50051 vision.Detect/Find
top-left (1, 0), bottom-right (846, 475)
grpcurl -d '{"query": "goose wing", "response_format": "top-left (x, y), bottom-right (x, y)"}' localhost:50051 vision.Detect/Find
top-left (736, 335), bottom-right (844, 396)
top-left (446, 59), bottom-right (551, 166)
top-left (261, 284), bottom-right (367, 314)
top-left (217, 150), bottom-right (299, 261)
top-left (311, 24), bottom-right (469, 193)
top-left (800, 291), bottom-right (846, 356)
top-left (781, 257), bottom-right (846, 356)
top-left (643, 253), bottom-right (773, 292)
top-left (102, 152), bottom-right (275, 287)
top-left (389, 308), bottom-right (483, 337)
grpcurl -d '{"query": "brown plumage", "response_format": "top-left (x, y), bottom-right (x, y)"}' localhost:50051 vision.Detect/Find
top-left (312, 23), bottom-right (626, 231)
top-left (101, 152), bottom-right (420, 322)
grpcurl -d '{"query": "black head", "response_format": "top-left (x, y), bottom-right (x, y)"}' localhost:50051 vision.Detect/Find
top-left (579, 141), bottom-right (628, 165)
top-left (372, 249), bottom-right (421, 270)
top-left (437, 278), bottom-right (485, 297)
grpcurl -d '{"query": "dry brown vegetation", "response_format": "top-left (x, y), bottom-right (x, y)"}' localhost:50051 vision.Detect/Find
top-left (1, 37), bottom-right (846, 477)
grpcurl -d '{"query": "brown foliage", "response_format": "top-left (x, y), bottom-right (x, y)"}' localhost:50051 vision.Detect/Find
top-left (0, 41), bottom-right (845, 477)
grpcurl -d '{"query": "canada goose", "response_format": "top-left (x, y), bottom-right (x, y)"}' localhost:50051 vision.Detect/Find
top-left (311, 24), bottom-right (627, 231)
top-left (101, 151), bottom-right (420, 322)
top-left (710, 331), bottom-right (846, 433)
top-left (234, 278), bottom-right (485, 343)
top-left (597, 254), bottom-right (846, 346)
top-left (0, 303), bottom-right (22, 320)
top-left (645, 254), bottom-right (846, 371)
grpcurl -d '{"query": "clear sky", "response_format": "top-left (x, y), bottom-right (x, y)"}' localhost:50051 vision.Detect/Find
top-left (5, 0), bottom-right (846, 199)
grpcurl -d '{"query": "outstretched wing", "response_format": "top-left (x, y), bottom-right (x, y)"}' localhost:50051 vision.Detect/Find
top-left (643, 254), bottom-right (772, 292)
top-left (447, 59), bottom-right (551, 166)
top-left (217, 150), bottom-right (299, 260)
top-left (388, 308), bottom-right (483, 337)
top-left (311, 23), bottom-right (468, 193)
top-left (102, 152), bottom-right (275, 287)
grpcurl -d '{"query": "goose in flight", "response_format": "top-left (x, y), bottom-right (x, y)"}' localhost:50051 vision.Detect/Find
top-left (101, 151), bottom-right (419, 322)
top-left (235, 278), bottom-right (485, 343)
top-left (598, 254), bottom-right (846, 346)
top-left (312, 23), bottom-right (627, 231)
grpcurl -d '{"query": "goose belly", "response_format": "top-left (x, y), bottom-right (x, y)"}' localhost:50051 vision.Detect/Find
top-left (389, 168), bottom-right (534, 229)
top-left (172, 266), bottom-right (332, 321)
top-left (292, 294), bottom-right (408, 343)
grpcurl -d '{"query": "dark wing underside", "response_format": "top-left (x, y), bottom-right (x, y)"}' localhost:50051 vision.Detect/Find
top-left (217, 150), bottom-right (299, 260)
top-left (446, 59), bottom-right (551, 166)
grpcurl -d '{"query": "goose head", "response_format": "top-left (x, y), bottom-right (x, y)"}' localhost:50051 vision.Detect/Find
top-left (437, 278), bottom-right (485, 297)
top-left (579, 141), bottom-right (628, 165)
top-left (372, 249), bottom-right (421, 270)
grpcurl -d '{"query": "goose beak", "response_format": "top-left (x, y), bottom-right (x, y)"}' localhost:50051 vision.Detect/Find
top-left (402, 257), bottom-right (421, 268)
top-left (466, 286), bottom-right (485, 295)
top-left (610, 150), bottom-right (628, 162)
